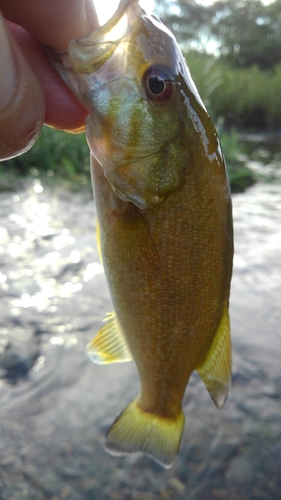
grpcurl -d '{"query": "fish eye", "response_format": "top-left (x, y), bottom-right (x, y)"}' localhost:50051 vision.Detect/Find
top-left (142, 65), bottom-right (174, 103)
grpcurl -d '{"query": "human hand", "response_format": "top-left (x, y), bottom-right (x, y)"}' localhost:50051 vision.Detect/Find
top-left (0, 0), bottom-right (98, 161)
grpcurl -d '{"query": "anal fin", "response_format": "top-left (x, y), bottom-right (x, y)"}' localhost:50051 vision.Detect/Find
top-left (86, 312), bottom-right (132, 364)
top-left (197, 303), bottom-right (232, 408)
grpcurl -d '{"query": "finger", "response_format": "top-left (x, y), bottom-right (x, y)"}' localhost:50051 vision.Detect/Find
top-left (0, 0), bottom-right (98, 51)
top-left (2, 0), bottom-right (99, 131)
top-left (9, 23), bottom-right (88, 131)
top-left (0, 14), bottom-right (45, 161)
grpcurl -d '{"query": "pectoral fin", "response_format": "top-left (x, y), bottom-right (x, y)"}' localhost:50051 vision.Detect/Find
top-left (197, 303), bottom-right (231, 408)
top-left (86, 312), bottom-right (132, 364)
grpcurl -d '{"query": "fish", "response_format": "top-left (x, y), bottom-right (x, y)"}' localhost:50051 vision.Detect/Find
top-left (48, 0), bottom-right (233, 468)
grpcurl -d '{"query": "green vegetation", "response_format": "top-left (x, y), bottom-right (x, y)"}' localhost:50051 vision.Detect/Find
top-left (186, 51), bottom-right (281, 131)
top-left (156, 0), bottom-right (281, 71)
top-left (0, 126), bottom-right (90, 190)
top-left (157, 0), bottom-right (281, 131)
top-left (210, 61), bottom-right (281, 130)
top-left (220, 130), bottom-right (256, 193)
top-left (1, 126), bottom-right (89, 178)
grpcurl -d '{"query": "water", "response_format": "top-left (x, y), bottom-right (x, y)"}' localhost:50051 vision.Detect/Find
top-left (0, 179), bottom-right (280, 499)
top-left (241, 133), bottom-right (281, 181)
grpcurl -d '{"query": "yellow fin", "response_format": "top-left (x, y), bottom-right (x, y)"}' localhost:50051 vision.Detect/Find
top-left (86, 312), bottom-right (132, 364)
top-left (197, 303), bottom-right (232, 408)
top-left (106, 398), bottom-right (185, 469)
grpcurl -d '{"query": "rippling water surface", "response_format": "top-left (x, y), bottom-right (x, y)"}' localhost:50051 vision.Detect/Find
top-left (0, 180), bottom-right (280, 499)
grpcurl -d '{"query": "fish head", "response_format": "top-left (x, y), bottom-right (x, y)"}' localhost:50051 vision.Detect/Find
top-left (49, 0), bottom-right (214, 209)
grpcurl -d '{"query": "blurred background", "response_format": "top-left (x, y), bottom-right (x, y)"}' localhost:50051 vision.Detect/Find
top-left (0, 1), bottom-right (281, 499)
top-left (1, 0), bottom-right (281, 191)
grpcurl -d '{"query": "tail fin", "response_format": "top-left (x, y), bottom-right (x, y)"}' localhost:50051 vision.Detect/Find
top-left (105, 398), bottom-right (185, 469)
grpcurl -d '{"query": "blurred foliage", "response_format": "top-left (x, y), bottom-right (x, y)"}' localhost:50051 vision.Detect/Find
top-left (211, 62), bottom-right (281, 130)
top-left (153, 0), bottom-right (281, 131)
top-left (0, 126), bottom-right (90, 185)
top-left (219, 129), bottom-right (256, 193)
top-left (155, 0), bottom-right (281, 70)
top-left (185, 51), bottom-right (281, 130)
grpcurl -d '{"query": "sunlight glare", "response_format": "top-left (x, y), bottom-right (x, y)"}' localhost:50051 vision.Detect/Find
top-left (93, 0), bottom-right (155, 26)
top-left (93, 0), bottom-right (274, 26)
top-left (197, 0), bottom-right (274, 4)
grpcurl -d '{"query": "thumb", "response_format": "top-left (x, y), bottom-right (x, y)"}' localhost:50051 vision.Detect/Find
top-left (0, 13), bottom-right (45, 161)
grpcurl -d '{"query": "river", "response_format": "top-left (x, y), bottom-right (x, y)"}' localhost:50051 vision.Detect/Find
top-left (0, 179), bottom-right (280, 499)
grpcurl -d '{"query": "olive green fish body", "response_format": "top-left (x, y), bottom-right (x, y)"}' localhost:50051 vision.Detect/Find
top-left (92, 132), bottom-right (232, 416)
top-left (48, 0), bottom-right (233, 467)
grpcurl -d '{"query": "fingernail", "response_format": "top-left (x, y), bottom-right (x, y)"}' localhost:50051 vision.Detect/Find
top-left (0, 15), bottom-right (17, 112)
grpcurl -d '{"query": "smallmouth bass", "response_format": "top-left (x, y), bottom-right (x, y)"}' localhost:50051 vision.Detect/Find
top-left (48, 0), bottom-right (233, 468)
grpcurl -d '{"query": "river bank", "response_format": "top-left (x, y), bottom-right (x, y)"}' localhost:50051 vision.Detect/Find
top-left (0, 180), bottom-right (280, 499)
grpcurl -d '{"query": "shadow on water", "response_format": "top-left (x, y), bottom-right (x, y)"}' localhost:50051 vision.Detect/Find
top-left (0, 169), bottom-right (281, 499)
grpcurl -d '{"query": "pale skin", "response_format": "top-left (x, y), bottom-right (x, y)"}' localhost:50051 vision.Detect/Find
top-left (0, 0), bottom-right (99, 161)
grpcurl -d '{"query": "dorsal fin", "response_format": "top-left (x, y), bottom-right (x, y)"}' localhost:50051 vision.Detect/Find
top-left (86, 312), bottom-right (132, 364)
top-left (197, 303), bottom-right (231, 408)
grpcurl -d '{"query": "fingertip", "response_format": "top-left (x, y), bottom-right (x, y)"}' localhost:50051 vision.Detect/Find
top-left (0, 17), bottom-right (45, 160)
top-left (9, 23), bottom-right (88, 132)
top-left (0, 15), bottom-right (17, 111)
top-left (1, 0), bottom-right (99, 51)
